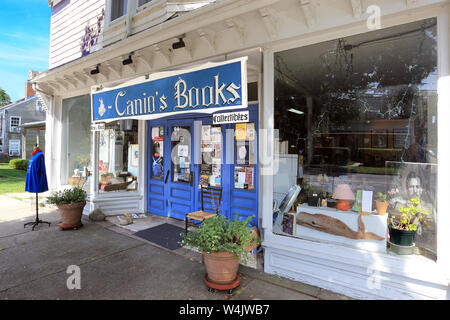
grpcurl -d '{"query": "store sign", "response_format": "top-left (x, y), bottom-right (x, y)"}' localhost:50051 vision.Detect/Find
top-left (91, 57), bottom-right (247, 122)
top-left (90, 123), bottom-right (105, 131)
top-left (212, 111), bottom-right (249, 124)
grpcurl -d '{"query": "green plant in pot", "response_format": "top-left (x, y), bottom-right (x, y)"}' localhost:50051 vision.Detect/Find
top-left (180, 214), bottom-right (260, 285)
top-left (389, 197), bottom-right (428, 248)
top-left (375, 192), bottom-right (388, 215)
top-left (47, 187), bottom-right (87, 228)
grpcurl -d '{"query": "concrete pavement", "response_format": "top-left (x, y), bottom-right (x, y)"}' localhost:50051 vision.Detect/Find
top-left (0, 194), bottom-right (351, 300)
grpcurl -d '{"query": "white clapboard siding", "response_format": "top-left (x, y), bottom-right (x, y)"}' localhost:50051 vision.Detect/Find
top-left (49, 0), bottom-right (106, 69)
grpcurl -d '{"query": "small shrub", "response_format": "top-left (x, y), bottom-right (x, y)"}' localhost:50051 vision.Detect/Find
top-left (180, 215), bottom-right (260, 263)
top-left (9, 159), bottom-right (29, 171)
top-left (46, 187), bottom-right (87, 205)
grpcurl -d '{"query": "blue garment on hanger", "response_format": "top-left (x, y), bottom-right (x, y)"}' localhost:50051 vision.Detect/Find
top-left (25, 152), bottom-right (49, 193)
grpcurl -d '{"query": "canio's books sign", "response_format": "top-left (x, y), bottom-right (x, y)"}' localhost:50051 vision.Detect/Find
top-left (91, 57), bottom-right (247, 122)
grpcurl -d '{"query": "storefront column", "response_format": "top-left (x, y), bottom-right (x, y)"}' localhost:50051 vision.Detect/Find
top-left (261, 48), bottom-right (275, 237)
top-left (45, 96), bottom-right (62, 190)
top-left (437, 4), bottom-right (450, 281)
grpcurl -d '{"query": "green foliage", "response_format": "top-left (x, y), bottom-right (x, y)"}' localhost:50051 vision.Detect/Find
top-left (46, 187), bottom-right (87, 205)
top-left (180, 215), bottom-right (260, 263)
top-left (375, 192), bottom-right (387, 202)
top-left (390, 197), bottom-right (428, 231)
top-left (8, 159), bottom-right (29, 171)
top-left (0, 87), bottom-right (11, 107)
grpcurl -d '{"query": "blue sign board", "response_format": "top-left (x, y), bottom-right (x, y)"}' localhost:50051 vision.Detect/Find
top-left (91, 57), bottom-right (247, 122)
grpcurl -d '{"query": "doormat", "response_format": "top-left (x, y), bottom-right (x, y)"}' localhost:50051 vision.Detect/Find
top-left (133, 223), bottom-right (184, 250)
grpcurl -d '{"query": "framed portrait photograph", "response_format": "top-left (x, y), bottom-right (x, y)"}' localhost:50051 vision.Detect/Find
top-left (372, 129), bottom-right (387, 148)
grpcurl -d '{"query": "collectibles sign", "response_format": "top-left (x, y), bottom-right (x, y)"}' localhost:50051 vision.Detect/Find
top-left (91, 57), bottom-right (247, 122)
top-left (212, 111), bottom-right (249, 124)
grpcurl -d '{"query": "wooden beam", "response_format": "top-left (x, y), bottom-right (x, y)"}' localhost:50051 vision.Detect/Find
top-left (135, 49), bottom-right (153, 69)
top-left (104, 61), bottom-right (122, 78)
top-left (225, 19), bottom-right (245, 45)
top-left (197, 28), bottom-right (216, 53)
top-left (259, 8), bottom-right (277, 39)
top-left (299, 0), bottom-right (316, 28)
top-left (153, 44), bottom-right (172, 66)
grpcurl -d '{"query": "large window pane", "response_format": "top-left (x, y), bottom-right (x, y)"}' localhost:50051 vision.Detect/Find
top-left (63, 95), bottom-right (92, 192)
top-left (273, 18), bottom-right (437, 259)
top-left (98, 119), bottom-right (139, 192)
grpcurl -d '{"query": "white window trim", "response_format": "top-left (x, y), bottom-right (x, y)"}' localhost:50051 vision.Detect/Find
top-left (135, 0), bottom-right (162, 14)
top-left (9, 139), bottom-right (20, 155)
top-left (9, 116), bottom-right (21, 131)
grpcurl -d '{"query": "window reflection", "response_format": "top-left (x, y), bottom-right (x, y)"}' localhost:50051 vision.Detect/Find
top-left (273, 18), bottom-right (437, 259)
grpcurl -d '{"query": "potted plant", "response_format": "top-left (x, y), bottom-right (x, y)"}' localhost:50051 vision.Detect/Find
top-left (375, 192), bottom-right (389, 215)
top-left (47, 187), bottom-right (87, 228)
top-left (389, 197), bottom-right (429, 247)
top-left (180, 214), bottom-right (259, 285)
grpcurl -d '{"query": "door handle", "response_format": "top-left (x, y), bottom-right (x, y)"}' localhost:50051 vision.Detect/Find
top-left (190, 171), bottom-right (194, 187)
top-left (165, 170), bottom-right (170, 183)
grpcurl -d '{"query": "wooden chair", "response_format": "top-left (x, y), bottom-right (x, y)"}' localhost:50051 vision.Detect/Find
top-left (185, 186), bottom-right (222, 234)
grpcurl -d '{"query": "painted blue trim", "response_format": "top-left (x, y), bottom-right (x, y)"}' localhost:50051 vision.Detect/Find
top-left (147, 104), bottom-right (259, 227)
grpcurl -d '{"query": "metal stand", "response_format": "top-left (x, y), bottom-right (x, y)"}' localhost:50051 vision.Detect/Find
top-left (24, 193), bottom-right (51, 231)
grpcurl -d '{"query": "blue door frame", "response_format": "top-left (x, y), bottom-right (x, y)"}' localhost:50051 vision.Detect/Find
top-left (147, 104), bottom-right (259, 227)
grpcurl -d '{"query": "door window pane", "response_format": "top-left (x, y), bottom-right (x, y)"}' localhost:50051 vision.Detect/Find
top-left (172, 126), bottom-right (191, 183)
top-left (234, 122), bottom-right (256, 190)
top-left (151, 126), bottom-right (164, 180)
top-left (200, 125), bottom-right (222, 187)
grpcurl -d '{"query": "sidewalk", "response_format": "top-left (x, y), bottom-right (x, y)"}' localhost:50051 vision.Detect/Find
top-left (0, 194), bottom-right (352, 300)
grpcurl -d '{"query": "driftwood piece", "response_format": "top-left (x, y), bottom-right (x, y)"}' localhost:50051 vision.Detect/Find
top-left (296, 211), bottom-right (385, 241)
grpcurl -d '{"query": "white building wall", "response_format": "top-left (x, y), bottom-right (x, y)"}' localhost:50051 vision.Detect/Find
top-left (49, 0), bottom-right (106, 69)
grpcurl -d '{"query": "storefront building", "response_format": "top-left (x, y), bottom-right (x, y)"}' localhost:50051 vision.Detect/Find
top-left (33, 0), bottom-right (450, 299)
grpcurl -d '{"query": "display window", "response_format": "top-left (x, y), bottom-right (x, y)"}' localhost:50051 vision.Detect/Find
top-left (98, 119), bottom-right (139, 192)
top-left (63, 94), bottom-right (92, 192)
top-left (272, 18), bottom-right (438, 260)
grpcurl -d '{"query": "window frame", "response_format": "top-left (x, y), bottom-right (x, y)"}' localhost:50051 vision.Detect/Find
top-left (9, 116), bottom-right (21, 131)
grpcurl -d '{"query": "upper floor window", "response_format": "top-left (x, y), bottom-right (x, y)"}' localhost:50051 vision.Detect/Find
top-left (111, 0), bottom-right (127, 21)
top-left (10, 116), bottom-right (21, 130)
top-left (138, 0), bottom-right (152, 7)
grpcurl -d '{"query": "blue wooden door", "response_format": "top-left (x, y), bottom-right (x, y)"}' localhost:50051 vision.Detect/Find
top-left (165, 119), bottom-right (195, 220)
top-left (147, 105), bottom-right (258, 227)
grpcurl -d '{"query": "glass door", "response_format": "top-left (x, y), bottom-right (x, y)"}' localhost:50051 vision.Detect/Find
top-left (165, 119), bottom-right (195, 220)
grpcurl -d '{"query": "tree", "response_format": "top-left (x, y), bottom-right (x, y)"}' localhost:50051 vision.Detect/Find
top-left (0, 87), bottom-right (11, 107)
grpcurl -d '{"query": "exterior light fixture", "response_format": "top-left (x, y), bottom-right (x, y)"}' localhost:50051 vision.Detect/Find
top-left (172, 38), bottom-right (186, 50)
top-left (122, 55), bottom-right (133, 65)
top-left (90, 65), bottom-right (100, 75)
top-left (287, 108), bottom-right (304, 115)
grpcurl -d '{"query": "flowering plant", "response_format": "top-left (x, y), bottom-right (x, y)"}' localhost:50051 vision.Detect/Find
top-left (389, 197), bottom-right (428, 231)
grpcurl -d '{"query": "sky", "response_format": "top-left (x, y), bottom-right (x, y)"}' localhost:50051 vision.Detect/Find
top-left (0, 0), bottom-right (51, 103)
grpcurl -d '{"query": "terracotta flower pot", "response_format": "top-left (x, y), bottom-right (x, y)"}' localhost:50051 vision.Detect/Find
top-left (202, 251), bottom-right (239, 284)
top-left (57, 202), bottom-right (86, 226)
top-left (376, 201), bottom-right (389, 215)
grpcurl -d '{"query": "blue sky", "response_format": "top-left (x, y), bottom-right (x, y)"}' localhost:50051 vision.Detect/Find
top-left (0, 0), bottom-right (51, 102)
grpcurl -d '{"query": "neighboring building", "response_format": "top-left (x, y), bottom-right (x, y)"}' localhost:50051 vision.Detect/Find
top-left (0, 82), bottom-right (46, 158)
top-left (31, 0), bottom-right (450, 300)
